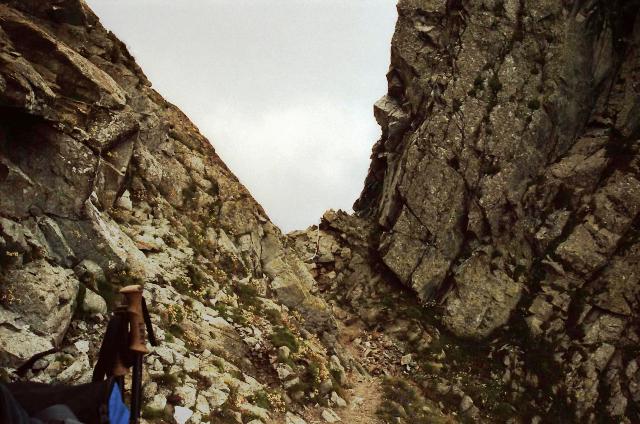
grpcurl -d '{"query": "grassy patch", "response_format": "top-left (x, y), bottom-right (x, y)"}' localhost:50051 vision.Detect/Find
top-left (264, 307), bottom-right (282, 325)
top-left (377, 377), bottom-right (452, 424)
top-left (235, 282), bottom-right (260, 308)
top-left (141, 406), bottom-right (172, 422)
top-left (214, 303), bottom-right (248, 325)
top-left (270, 326), bottom-right (299, 353)
top-left (249, 390), bottom-right (271, 410)
top-left (155, 371), bottom-right (181, 388)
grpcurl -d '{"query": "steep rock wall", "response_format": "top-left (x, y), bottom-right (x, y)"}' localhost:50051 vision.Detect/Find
top-left (0, 2), bottom-right (342, 422)
top-left (354, 0), bottom-right (639, 420)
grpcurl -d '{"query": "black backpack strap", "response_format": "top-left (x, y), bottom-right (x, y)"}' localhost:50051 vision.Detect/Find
top-left (15, 348), bottom-right (58, 377)
top-left (92, 307), bottom-right (132, 382)
top-left (141, 296), bottom-right (157, 347)
top-left (93, 295), bottom-right (157, 382)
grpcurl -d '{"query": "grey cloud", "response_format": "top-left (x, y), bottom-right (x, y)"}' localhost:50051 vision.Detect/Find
top-left (85, 0), bottom-right (396, 231)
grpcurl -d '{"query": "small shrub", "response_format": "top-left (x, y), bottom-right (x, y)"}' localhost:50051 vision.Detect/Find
top-left (155, 371), bottom-right (180, 388)
top-left (489, 75), bottom-right (502, 93)
top-left (141, 406), bottom-right (171, 421)
top-left (264, 308), bottom-right (282, 325)
top-left (166, 304), bottom-right (185, 324)
top-left (527, 98), bottom-right (541, 110)
top-left (235, 282), bottom-right (260, 308)
top-left (250, 390), bottom-right (271, 410)
top-left (214, 303), bottom-right (247, 325)
top-left (270, 326), bottom-right (299, 353)
top-left (182, 181), bottom-right (198, 204)
top-left (0, 275), bottom-right (15, 306)
top-left (188, 264), bottom-right (208, 299)
top-left (168, 324), bottom-right (184, 338)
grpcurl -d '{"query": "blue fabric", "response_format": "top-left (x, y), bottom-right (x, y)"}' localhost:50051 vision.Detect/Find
top-left (108, 383), bottom-right (130, 424)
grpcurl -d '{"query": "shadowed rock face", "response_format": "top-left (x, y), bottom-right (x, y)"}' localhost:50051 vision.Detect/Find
top-left (353, 0), bottom-right (640, 420)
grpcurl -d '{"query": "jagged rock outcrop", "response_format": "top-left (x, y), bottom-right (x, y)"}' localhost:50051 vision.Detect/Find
top-left (2, 0), bottom-right (639, 422)
top-left (350, 0), bottom-right (640, 421)
top-left (0, 1), bottom-right (340, 422)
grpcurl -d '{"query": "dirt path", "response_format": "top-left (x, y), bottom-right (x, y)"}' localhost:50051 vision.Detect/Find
top-left (290, 316), bottom-right (388, 424)
top-left (296, 375), bottom-right (384, 424)
top-left (339, 377), bottom-right (384, 424)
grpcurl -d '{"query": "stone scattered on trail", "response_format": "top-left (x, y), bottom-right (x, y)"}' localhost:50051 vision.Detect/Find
top-left (285, 412), bottom-right (308, 424)
top-left (460, 395), bottom-right (474, 413)
top-left (173, 406), bottom-right (193, 424)
top-left (73, 340), bottom-right (89, 354)
top-left (400, 354), bottom-right (412, 366)
top-left (321, 408), bottom-right (341, 423)
top-left (175, 385), bottom-right (197, 409)
top-left (331, 391), bottom-right (347, 408)
top-left (81, 290), bottom-right (108, 315)
top-left (148, 394), bottom-right (167, 411)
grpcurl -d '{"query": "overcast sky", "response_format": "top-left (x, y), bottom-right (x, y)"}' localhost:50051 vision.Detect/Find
top-left (85, 0), bottom-right (397, 232)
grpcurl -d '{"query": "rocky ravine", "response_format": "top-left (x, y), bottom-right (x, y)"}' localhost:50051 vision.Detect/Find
top-left (1, 0), bottom-right (639, 424)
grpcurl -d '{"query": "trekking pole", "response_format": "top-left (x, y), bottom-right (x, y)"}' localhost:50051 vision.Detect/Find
top-left (112, 306), bottom-right (130, 392)
top-left (120, 285), bottom-right (148, 424)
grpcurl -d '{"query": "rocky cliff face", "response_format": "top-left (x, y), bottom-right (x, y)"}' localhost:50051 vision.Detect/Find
top-left (0, 1), bottom-right (343, 422)
top-left (349, 0), bottom-right (639, 421)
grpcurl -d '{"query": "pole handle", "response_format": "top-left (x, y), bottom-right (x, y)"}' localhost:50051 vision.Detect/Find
top-left (119, 285), bottom-right (149, 354)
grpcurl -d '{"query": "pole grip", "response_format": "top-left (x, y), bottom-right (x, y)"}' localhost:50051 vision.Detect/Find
top-left (119, 285), bottom-right (149, 354)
